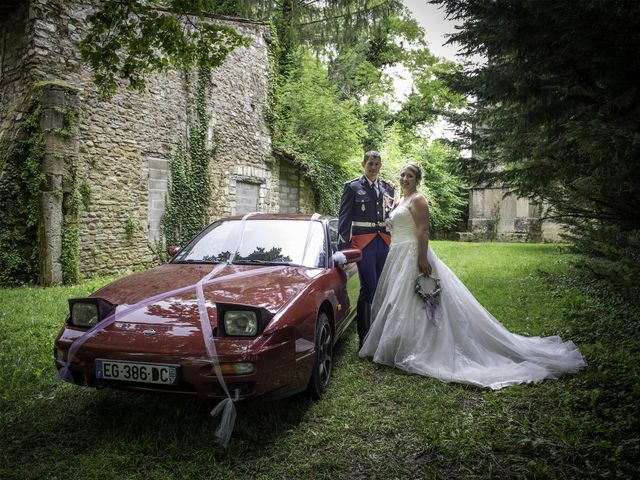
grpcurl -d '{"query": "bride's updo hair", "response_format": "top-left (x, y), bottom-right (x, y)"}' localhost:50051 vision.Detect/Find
top-left (401, 162), bottom-right (423, 184)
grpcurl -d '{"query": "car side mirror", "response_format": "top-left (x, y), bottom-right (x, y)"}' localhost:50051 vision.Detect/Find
top-left (167, 245), bottom-right (181, 257)
top-left (332, 248), bottom-right (362, 266)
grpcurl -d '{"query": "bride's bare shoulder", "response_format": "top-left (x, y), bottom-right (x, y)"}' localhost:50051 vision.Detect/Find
top-left (410, 193), bottom-right (429, 208)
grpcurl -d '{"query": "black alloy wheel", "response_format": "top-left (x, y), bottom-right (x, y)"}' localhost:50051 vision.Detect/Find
top-left (307, 312), bottom-right (333, 400)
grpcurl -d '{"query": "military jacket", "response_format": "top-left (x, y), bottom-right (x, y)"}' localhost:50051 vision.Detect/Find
top-left (337, 176), bottom-right (395, 249)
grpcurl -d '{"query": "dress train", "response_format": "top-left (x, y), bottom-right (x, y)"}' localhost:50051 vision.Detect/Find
top-left (359, 203), bottom-right (586, 389)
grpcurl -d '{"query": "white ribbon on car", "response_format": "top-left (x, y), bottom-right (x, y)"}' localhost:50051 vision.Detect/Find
top-left (57, 212), bottom-right (264, 447)
top-left (195, 211), bottom-right (260, 447)
top-left (300, 213), bottom-right (322, 267)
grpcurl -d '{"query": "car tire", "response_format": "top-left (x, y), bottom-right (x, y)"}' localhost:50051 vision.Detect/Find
top-left (307, 311), bottom-right (333, 400)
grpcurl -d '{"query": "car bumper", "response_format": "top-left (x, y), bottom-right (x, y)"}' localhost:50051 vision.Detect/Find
top-left (54, 335), bottom-right (315, 400)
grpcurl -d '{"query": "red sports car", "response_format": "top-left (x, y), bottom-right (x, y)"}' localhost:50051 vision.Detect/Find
top-left (54, 214), bottom-right (362, 400)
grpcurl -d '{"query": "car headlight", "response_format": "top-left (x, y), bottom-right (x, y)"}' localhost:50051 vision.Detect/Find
top-left (72, 302), bottom-right (98, 327)
top-left (224, 311), bottom-right (258, 336)
top-left (216, 303), bottom-right (273, 337)
top-left (68, 298), bottom-right (116, 328)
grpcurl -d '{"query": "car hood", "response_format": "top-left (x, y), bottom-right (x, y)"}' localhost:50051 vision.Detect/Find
top-left (91, 263), bottom-right (321, 324)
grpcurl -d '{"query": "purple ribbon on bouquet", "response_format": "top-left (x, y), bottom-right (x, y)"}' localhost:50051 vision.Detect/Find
top-left (414, 275), bottom-right (441, 328)
top-left (423, 296), bottom-right (438, 327)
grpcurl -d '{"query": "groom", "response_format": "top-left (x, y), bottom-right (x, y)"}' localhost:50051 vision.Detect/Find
top-left (338, 150), bottom-right (394, 349)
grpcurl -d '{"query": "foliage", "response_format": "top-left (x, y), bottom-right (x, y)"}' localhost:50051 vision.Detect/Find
top-left (323, 9), bottom-right (424, 100)
top-left (2, 243), bottom-right (638, 478)
top-left (162, 66), bottom-right (215, 246)
top-left (59, 100), bottom-right (87, 285)
top-left (243, 0), bottom-right (412, 66)
top-left (434, 0), bottom-right (640, 293)
top-left (239, 1), bottom-right (425, 101)
top-left (358, 97), bottom-right (393, 152)
top-left (274, 50), bottom-right (365, 214)
top-left (124, 217), bottom-right (137, 242)
top-left (79, 0), bottom-right (249, 96)
top-left (379, 125), bottom-right (467, 234)
top-left (60, 157), bottom-right (89, 285)
top-left (0, 101), bottom-right (44, 286)
top-left (262, 22), bottom-right (280, 134)
top-left (60, 224), bottom-right (81, 284)
top-left (0, 80), bottom-right (83, 286)
top-left (413, 139), bottom-right (467, 234)
top-left (570, 223), bottom-right (640, 300)
top-left (397, 48), bottom-right (466, 132)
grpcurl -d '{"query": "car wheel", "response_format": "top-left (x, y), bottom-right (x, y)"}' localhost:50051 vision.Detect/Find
top-left (307, 311), bottom-right (333, 400)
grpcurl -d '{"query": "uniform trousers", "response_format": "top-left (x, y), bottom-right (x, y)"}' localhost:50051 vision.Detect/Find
top-left (356, 234), bottom-right (390, 304)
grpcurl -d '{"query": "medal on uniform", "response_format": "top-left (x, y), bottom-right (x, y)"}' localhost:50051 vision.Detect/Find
top-left (361, 203), bottom-right (366, 212)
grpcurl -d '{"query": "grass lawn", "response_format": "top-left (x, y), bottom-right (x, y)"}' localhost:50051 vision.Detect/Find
top-left (1, 242), bottom-right (637, 479)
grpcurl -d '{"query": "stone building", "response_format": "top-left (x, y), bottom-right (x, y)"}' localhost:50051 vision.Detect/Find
top-left (461, 184), bottom-right (564, 242)
top-left (0, 0), bottom-right (315, 285)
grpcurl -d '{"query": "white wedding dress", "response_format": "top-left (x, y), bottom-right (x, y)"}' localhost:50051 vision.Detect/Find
top-left (359, 202), bottom-right (586, 389)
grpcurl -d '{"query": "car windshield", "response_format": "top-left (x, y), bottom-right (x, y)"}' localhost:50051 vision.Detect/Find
top-left (172, 219), bottom-right (327, 268)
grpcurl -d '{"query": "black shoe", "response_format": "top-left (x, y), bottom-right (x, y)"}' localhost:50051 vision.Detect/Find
top-left (356, 301), bottom-right (371, 349)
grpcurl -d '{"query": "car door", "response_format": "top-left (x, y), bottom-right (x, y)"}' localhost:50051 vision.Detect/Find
top-left (328, 219), bottom-right (360, 337)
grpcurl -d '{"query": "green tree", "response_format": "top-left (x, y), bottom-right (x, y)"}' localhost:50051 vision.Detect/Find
top-left (80, 0), bottom-right (249, 96)
top-left (434, 0), bottom-right (640, 294)
top-left (379, 124), bottom-right (466, 234)
top-left (275, 50), bottom-right (365, 214)
top-left (412, 139), bottom-right (467, 235)
top-left (397, 48), bottom-right (466, 133)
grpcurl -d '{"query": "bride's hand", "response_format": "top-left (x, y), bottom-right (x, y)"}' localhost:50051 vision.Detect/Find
top-left (419, 258), bottom-right (432, 276)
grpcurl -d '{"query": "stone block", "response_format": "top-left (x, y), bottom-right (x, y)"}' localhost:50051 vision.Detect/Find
top-left (148, 168), bottom-right (168, 180)
top-left (513, 217), bottom-right (529, 232)
top-left (39, 191), bottom-right (63, 285)
top-left (148, 179), bottom-right (167, 191)
top-left (42, 88), bottom-right (67, 108)
top-left (468, 218), bottom-right (496, 234)
top-left (46, 174), bottom-right (62, 191)
top-left (41, 152), bottom-right (65, 175)
top-left (40, 108), bottom-right (64, 130)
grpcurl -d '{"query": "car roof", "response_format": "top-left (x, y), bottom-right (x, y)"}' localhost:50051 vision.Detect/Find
top-left (219, 213), bottom-right (332, 222)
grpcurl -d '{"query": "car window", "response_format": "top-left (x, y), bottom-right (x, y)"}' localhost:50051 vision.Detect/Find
top-left (328, 218), bottom-right (338, 253)
top-left (173, 219), bottom-right (327, 268)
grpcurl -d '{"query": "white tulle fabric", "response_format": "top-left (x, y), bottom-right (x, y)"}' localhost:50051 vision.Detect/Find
top-left (359, 202), bottom-right (586, 389)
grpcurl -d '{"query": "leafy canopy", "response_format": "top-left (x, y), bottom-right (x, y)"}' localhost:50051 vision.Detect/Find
top-left (275, 50), bottom-right (365, 214)
top-left (379, 124), bottom-right (466, 234)
top-left (434, 0), bottom-right (640, 294)
top-left (80, 0), bottom-right (249, 96)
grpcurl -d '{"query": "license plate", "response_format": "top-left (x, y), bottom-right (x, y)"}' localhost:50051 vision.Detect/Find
top-left (96, 359), bottom-right (180, 385)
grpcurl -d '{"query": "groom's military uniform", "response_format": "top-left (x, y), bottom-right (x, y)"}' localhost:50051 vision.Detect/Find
top-left (338, 175), bottom-right (394, 348)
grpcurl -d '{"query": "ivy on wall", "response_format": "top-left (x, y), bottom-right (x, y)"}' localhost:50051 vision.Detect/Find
top-left (263, 22), bottom-right (280, 137)
top-left (60, 159), bottom-right (91, 284)
top-left (0, 81), bottom-right (84, 286)
top-left (162, 66), bottom-right (215, 247)
top-left (0, 99), bottom-right (45, 286)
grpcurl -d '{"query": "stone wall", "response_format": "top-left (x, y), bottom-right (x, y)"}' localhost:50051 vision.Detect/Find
top-left (1, 0), bottom-right (316, 283)
top-left (0, 2), bottom-right (32, 153)
top-left (460, 186), bottom-right (564, 242)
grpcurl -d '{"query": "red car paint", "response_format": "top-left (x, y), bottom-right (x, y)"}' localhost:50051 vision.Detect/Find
top-left (54, 215), bottom-right (361, 400)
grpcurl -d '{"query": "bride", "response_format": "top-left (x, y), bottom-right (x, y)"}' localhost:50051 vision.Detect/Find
top-left (359, 163), bottom-right (586, 389)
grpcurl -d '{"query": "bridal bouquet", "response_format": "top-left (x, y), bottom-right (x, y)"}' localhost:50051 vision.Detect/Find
top-left (415, 274), bottom-right (441, 327)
